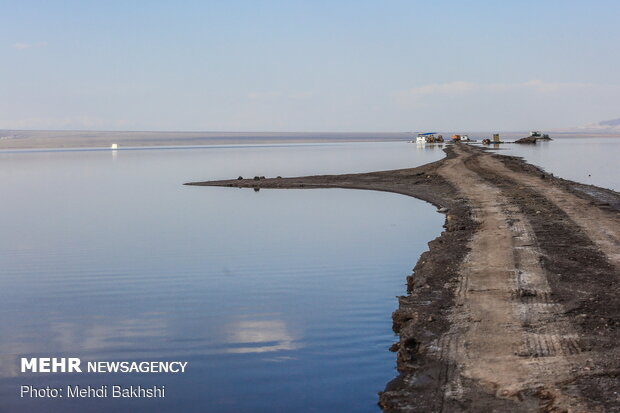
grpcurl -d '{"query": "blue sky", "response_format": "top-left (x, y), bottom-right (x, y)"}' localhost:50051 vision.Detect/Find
top-left (1, 0), bottom-right (619, 131)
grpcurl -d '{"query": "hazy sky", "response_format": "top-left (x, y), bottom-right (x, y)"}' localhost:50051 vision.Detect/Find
top-left (2, 0), bottom-right (619, 131)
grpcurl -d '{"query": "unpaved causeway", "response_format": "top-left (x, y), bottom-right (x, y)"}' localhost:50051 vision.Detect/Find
top-left (187, 144), bottom-right (620, 412)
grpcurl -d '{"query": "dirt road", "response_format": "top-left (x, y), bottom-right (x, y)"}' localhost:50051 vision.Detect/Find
top-left (187, 144), bottom-right (620, 412)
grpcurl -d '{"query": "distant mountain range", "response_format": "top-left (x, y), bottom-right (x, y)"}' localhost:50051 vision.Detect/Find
top-left (598, 118), bottom-right (620, 127)
top-left (571, 117), bottom-right (620, 132)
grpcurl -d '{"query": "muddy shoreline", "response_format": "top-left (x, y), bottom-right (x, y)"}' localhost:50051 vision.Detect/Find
top-left (186, 144), bottom-right (620, 412)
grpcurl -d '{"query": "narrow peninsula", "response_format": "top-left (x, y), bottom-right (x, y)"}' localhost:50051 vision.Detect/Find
top-left (186, 144), bottom-right (620, 412)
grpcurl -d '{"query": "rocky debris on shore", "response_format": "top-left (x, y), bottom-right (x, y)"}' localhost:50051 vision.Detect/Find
top-left (515, 136), bottom-right (538, 144)
top-left (516, 133), bottom-right (552, 144)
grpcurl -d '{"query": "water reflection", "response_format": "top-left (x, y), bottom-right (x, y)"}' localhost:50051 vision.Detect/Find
top-left (414, 142), bottom-right (444, 152)
top-left (502, 136), bottom-right (620, 191)
top-left (0, 314), bottom-right (168, 379)
top-left (0, 355), bottom-right (21, 379)
top-left (0, 142), bottom-right (445, 412)
top-left (48, 316), bottom-right (168, 354)
top-left (225, 319), bottom-right (299, 354)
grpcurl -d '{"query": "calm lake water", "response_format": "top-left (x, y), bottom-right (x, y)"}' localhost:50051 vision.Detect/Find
top-left (499, 136), bottom-right (620, 192)
top-left (0, 142), bottom-right (446, 413)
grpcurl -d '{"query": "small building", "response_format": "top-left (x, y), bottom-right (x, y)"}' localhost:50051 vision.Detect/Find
top-left (493, 134), bottom-right (500, 143)
top-left (451, 134), bottom-right (470, 142)
top-left (415, 132), bottom-right (438, 143)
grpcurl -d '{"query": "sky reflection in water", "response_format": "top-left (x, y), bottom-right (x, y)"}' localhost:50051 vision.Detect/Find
top-left (0, 142), bottom-right (446, 412)
top-left (501, 136), bottom-right (620, 191)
